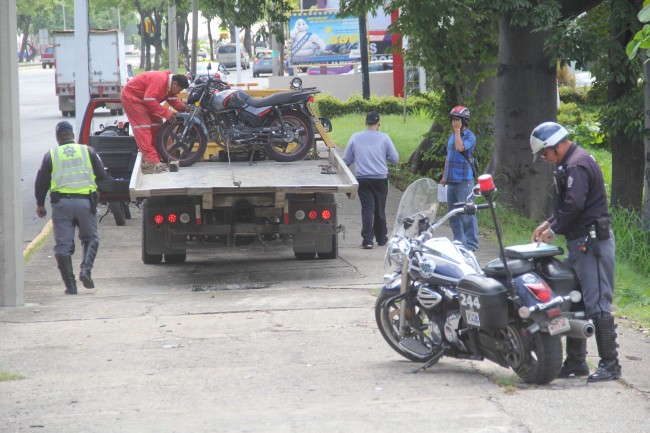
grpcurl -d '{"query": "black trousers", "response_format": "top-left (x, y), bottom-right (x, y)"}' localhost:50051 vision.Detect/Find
top-left (358, 178), bottom-right (389, 245)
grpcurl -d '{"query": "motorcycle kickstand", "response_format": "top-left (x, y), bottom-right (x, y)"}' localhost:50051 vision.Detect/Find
top-left (406, 347), bottom-right (445, 375)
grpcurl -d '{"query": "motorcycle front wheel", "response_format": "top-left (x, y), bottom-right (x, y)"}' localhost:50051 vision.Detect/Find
top-left (375, 291), bottom-right (438, 363)
top-left (263, 110), bottom-right (314, 162)
top-left (156, 116), bottom-right (208, 167)
top-left (501, 323), bottom-right (563, 385)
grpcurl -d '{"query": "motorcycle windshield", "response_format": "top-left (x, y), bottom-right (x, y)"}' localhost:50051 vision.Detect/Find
top-left (391, 178), bottom-right (439, 239)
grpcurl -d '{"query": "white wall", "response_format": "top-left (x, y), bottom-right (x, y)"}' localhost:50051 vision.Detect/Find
top-left (269, 72), bottom-right (395, 100)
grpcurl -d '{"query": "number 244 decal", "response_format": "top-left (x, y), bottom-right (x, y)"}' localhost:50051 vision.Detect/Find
top-left (460, 293), bottom-right (481, 309)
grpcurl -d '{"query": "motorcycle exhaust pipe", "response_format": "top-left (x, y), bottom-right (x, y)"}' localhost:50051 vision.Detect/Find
top-left (563, 319), bottom-right (595, 339)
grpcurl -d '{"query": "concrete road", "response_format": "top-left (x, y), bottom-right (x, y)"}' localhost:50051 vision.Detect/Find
top-left (1, 181), bottom-right (649, 432)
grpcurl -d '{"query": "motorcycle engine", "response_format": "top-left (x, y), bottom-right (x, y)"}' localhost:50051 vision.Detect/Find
top-left (443, 311), bottom-right (467, 351)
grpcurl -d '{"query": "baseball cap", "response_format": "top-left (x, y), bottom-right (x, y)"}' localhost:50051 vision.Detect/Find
top-left (55, 121), bottom-right (74, 133)
top-left (365, 111), bottom-right (380, 125)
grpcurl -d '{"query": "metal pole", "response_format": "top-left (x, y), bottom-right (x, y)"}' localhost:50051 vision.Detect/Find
top-left (191, 0), bottom-right (198, 75)
top-left (73, 0), bottom-right (90, 134)
top-left (168, 2), bottom-right (178, 73)
top-left (358, 13), bottom-right (370, 100)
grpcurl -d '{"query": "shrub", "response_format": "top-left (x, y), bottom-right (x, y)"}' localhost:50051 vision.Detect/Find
top-left (314, 93), bottom-right (437, 120)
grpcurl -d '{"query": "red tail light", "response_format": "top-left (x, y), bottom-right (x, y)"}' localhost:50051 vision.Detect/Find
top-left (308, 210), bottom-right (318, 220)
top-left (525, 281), bottom-right (553, 302)
top-left (154, 214), bottom-right (164, 225)
top-left (308, 95), bottom-right (315, 103)
top-left (167, 213), bottom-right (178, 223)
top-left (321, 209), bottom-right (332, 220)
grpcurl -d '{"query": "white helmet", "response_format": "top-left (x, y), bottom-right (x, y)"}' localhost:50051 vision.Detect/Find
top-left (530, 122), bottom-right (569, 162)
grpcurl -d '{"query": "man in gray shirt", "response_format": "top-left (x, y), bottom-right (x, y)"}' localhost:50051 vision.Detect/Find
top-left (343, 111), bottom-right (399, 249)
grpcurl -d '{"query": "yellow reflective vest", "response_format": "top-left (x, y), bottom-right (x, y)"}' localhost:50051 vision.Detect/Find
top-left (50, 143), bottom-right (97, 194)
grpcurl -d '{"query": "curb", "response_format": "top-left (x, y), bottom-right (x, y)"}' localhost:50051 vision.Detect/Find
top-left (23, 219), bottom-right (52, 259)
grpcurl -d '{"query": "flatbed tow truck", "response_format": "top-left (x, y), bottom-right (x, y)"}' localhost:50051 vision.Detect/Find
top-left (79, 94), bottom-right (358, 264)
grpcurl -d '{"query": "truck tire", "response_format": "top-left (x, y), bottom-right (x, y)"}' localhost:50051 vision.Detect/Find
top-left (164, 253), bottom-right (186, 264)
top-left (294, 252), bottom-right (316, 260)
top-left (49, 64), bottom-right (53, 69)
top-left (156, 116), bottom-right (208, 167)
top-left (263, 110), bottom-right (314, 162)
top-left (109, 201), bottom-right (126, 226)
top-left (317, 234), bottom-right (338, 259)
top-left (42, 63), bottom-right (46, 69)
top-left (142, 215), bottom-right (162, 264)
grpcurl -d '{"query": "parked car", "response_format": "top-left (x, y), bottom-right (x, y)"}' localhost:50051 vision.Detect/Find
top-left (41, 45), bottom-right (54, 69)
top-left (254, 41), bottom-right (269, 55)
top-left (195, 62), bottom-right (227, 80)
top-left (217, 43), bottom-right (250, 69)
top-left (253, 51), bottom-right (274, 77)
top-left (354, 60), bottom-right (393, 74)
top-left (197, 47), bottom-right (208, 59)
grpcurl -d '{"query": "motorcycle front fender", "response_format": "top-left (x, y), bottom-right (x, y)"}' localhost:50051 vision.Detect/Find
top-left (170, 112), bottom-right (210, 140)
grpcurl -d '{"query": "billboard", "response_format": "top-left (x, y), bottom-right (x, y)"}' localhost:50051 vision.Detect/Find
top-left (288, 10), bottom-right (360, 65)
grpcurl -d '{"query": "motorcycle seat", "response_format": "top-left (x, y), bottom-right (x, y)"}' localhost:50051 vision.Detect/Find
top-left (484, 258), bottom-right (534, 278)
top-left (242, 91), bottom-right (303, 108)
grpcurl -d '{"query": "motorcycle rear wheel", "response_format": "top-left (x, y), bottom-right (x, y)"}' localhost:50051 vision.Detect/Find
top-left (156, 116), bottom-right (208, 167)
top-left (375, 291), bottom-right (438, 363)
top-left (263, 110), bottom-right (314, 162)
top-left (502, 323), bottom-right (563, 385)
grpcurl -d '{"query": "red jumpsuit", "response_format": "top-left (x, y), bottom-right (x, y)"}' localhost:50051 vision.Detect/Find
top-left (121, 71), bottom-right (187, 163)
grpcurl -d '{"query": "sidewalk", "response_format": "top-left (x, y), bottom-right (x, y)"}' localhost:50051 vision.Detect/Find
top-left (1, 183), bottom-right (648, 432)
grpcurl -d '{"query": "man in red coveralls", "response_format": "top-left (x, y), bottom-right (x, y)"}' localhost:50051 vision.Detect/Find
top-left (121, 71), bottom-right (190, 173)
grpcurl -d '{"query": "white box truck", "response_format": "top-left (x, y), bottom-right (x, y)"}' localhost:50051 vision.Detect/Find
top-left (53, 29), bottom-right (127, 117)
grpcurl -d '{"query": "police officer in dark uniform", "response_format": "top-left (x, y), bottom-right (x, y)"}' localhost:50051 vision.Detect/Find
top-left (35, 121), bottom-right (107, 294)
top-left (530, 122), bottom-right (621, 382)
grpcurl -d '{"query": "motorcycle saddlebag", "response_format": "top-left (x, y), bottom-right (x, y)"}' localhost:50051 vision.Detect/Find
top-left (535, 258), bottom-right (577, 296)
top-left (457, 274), bottom-right (508, 330)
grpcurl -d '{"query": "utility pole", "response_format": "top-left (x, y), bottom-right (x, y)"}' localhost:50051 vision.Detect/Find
top-left (0, 0), bottom-right (24, 307)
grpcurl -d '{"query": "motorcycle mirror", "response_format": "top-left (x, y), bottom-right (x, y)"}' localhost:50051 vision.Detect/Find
top-left (207, 62), bottom-right (212, 71)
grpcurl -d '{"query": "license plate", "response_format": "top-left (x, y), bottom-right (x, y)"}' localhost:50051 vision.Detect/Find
top-left (548, 316), bottom-right (571, 335)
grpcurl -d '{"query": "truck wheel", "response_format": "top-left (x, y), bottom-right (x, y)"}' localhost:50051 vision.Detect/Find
top-left (164, 253), bottom-right (186, 264)
top-left (49, 64), bottom-right (53, 69)
top-left (110, 109), bottom-right (118, 115)
top-left (263, 110), bottom-right (314, 162)
top-left (157, 116), bottom-right (208, 167)
top-left (317, 235), bottom-right (338, 259)
top-left (42, 63), bottom-right (46, 69)
top-left (123, 202), bottom-right (131, 219)
top-left (109, 201), bottom-right (126, 226)
top-left (294, 252), bottom-right (316, 260)
top-left (118, 109), bottom-right (124, 115)
top-left (142, 215), bottom-right (163, 264)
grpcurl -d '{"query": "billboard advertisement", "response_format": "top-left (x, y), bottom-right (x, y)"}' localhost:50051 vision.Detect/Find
top-left (288, 10), bottom-right (360, 65)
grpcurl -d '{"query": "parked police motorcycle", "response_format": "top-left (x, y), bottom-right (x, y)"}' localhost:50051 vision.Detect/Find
top-left (156, 63), bottom-right (322, 166)
top-left (375, 176), bottom-right (594, 384)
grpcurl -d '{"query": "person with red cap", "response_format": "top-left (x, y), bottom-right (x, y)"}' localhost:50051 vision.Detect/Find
top-left (120, 71), bottom-right (190, 174)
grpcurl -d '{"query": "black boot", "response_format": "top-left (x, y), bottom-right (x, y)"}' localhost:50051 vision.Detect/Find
top-left (588, 316), bottom-right (622, 382)
top-left (55, 255), bottom-right (77, 295)
top-left (559, 337), bottom-right (589, 378)
top-left (79, 240), bottom-right (99, 289)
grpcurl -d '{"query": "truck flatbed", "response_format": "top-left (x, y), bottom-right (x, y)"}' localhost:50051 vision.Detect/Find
top-left (129, 144), bottom-right (358, 203)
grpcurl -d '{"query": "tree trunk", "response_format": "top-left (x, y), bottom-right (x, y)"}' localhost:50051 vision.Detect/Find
top-left (153, 8), bottom-right (164, 70)
top-left (19, 19), bottom-right (31, 63)
top-left (609, 0), bottom-right (644, 211)
top-left (641, 51), bottom-right (650, 230)
top-left (207, 18), bottom-right (214, 60)
top-left (494, 14), bottom-right (556, 220)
